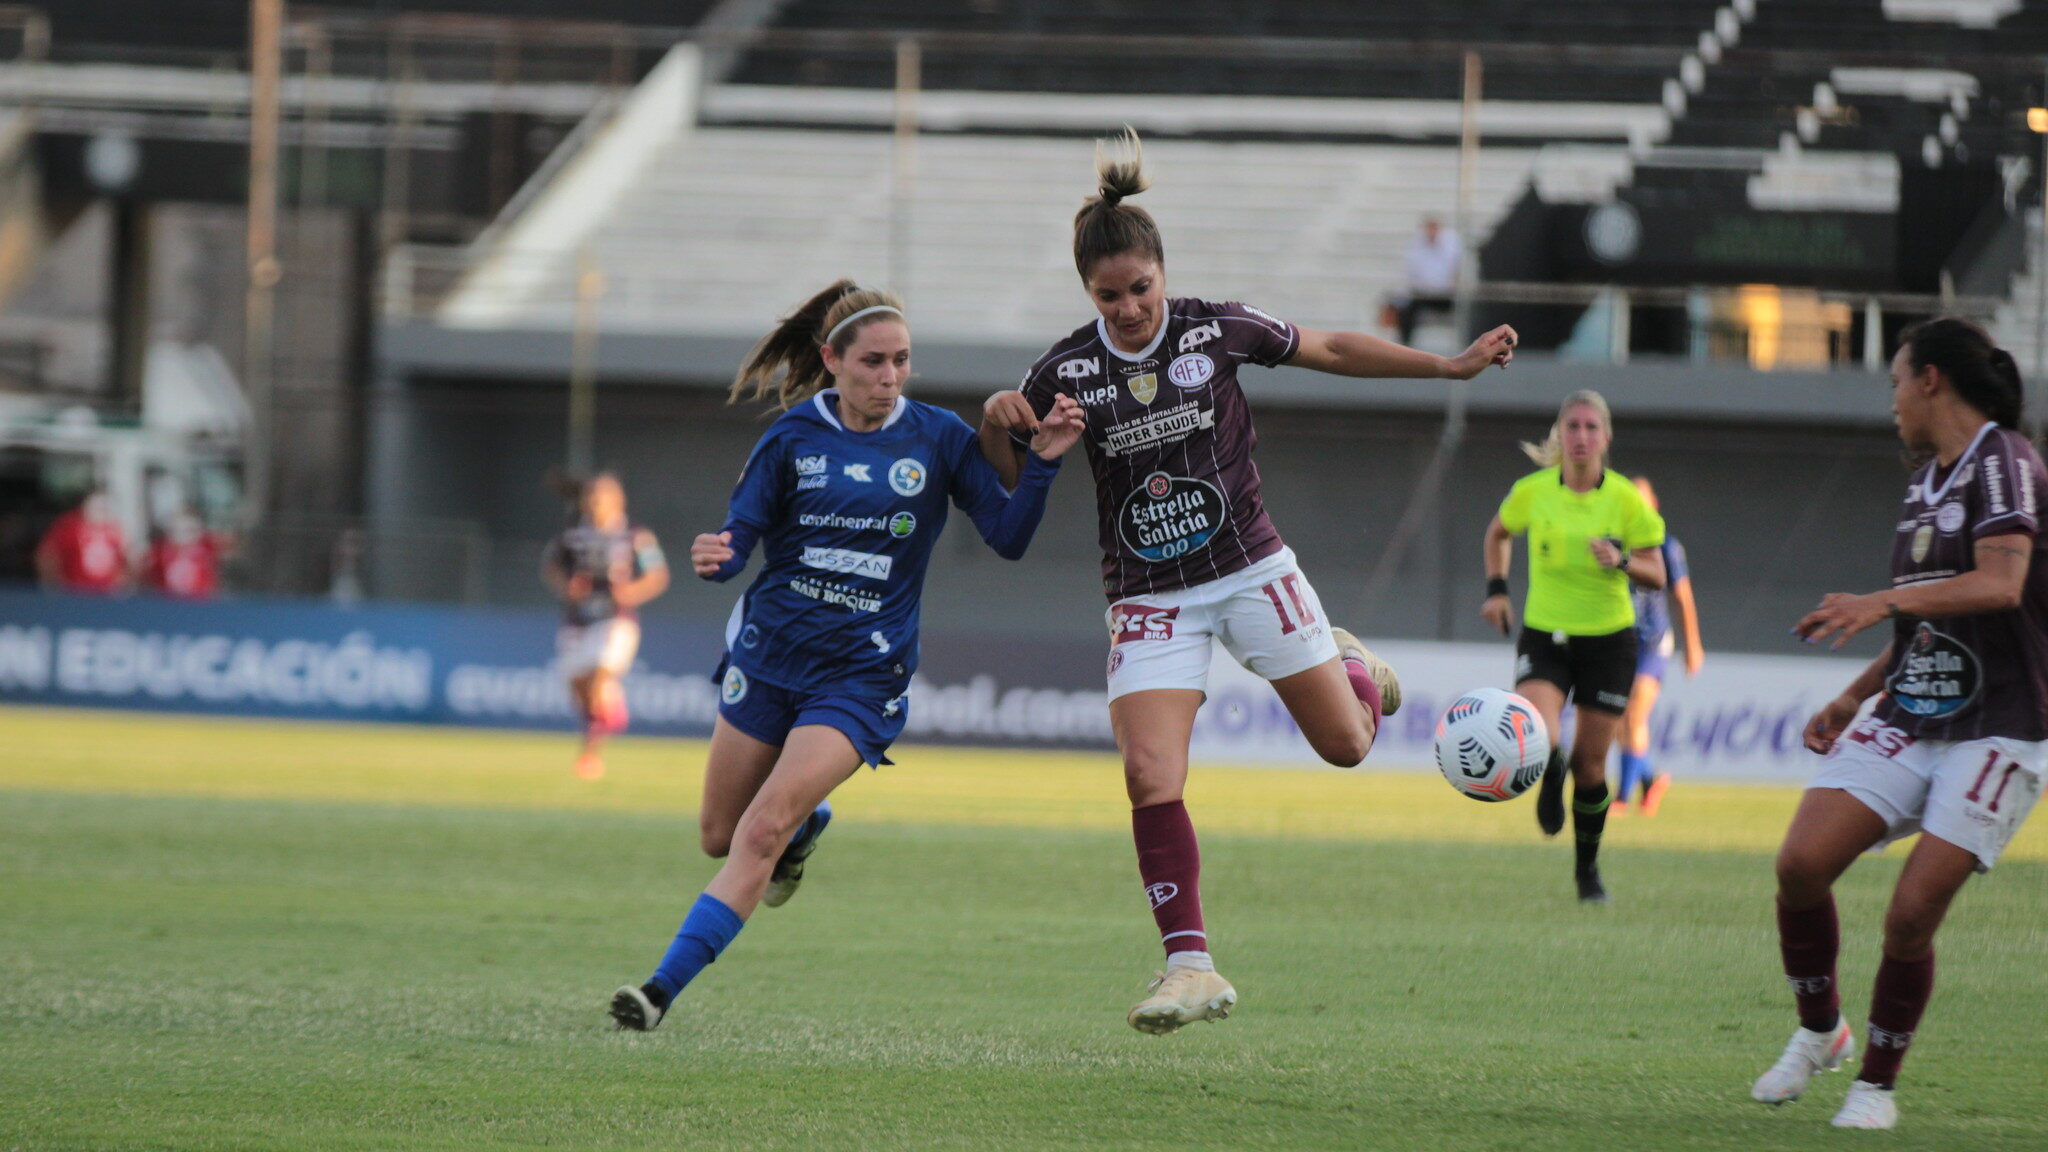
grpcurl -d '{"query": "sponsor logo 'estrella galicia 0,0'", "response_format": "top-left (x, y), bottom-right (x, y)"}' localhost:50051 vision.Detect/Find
top-left (1886, 622), bottom-right (1982, 718)
top-left (1117, 472), bottom-right (1226, 562)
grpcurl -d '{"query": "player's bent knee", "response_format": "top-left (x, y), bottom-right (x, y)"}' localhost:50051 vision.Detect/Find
top-left (731, 812), bottom-right (802, 863)
top-left (1308, 728), bottom-right (1370, 768)
top-left (699, 827), bottom-right (733, 859)
top-left (1121, 750), bottom-right (1184, 805)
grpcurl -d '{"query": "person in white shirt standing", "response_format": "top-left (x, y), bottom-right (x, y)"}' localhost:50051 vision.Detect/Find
top-left (1393, 216), bottom-right (1461, 345)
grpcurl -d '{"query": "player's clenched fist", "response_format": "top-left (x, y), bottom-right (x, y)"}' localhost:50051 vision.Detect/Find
top-left (1446, 324), bottom-right (1518, 379)
top-left (691, 531), bottom-right (734, 578)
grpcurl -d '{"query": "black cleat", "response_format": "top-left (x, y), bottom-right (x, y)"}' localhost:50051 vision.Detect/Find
top-left (1576, 865), bottom-right (1609, 905)
top-left (1535, 755), bottom-right (1567, 837)
top-left (610, 982), bottom-right (668, 1032)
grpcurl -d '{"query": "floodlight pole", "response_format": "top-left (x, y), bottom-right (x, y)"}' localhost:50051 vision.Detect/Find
top-left (567, 247), bottom-right (604, 477)
top-left (245, 0), bottom-right (284, 535)
top-left (890, 37), bottom-right (920, 298)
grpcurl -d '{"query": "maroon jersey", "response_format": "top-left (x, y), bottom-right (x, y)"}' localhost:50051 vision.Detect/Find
top-left (1019, 298), bottom-right (1299, 599)
top-left (1873, 424), bottom-right (2048, 740)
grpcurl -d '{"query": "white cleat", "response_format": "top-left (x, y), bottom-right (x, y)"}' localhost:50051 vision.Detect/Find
top-left (1831, 1081), bottom-right (1898, 1130)
top-left (1331, 627), bottom-right (1401, 716)
top-left (1127, 967), bottom-right (1237, 1035)
top-left (1751, 1021), bottom-right (1855, 1104)
top-left (609, 983), bottom-right (666, 1032)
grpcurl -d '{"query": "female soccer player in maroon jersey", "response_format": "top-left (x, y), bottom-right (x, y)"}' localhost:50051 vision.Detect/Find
top-left (1754, 318), bottom-right (2046, 1129)
top-left (981, 130), bottom-right (1517, 1035)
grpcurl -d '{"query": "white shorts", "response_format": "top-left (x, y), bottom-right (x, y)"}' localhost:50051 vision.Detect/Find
top-left (557, 618), bottom-right (641, 679)
top-left (1809, 712), bottom-right (2047, 873)
top-left (1104, 547), bottom-right (1339, 702)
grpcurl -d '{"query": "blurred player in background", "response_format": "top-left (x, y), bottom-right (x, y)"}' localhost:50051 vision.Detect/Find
top-left (609, 282), bottom-right (1084, 1033)
top-left (1756, 319), bottom-right (2044, 1131)
top-left (36, 487), bottom-right (130, 596)
top-left (1613, 476), bottom-right (1703, 817)
top-left (981, 129), bottom-right (1516, 1036)
top-left (1482, 391), bottom-right (1666, 903)
top-left (542, 473), bottom-right (669, 781)
top-left (139, 508), bottom-right (230, 601)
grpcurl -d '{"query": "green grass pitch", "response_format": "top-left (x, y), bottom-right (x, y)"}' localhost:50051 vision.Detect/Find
top-left (2, 705), bottom-right (2044, 1151)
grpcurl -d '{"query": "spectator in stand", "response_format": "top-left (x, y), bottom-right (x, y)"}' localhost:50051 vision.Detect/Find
top-left (140, 509), bottom-right (230, 600)
top-left (1392, 216), bottom-right (1461, 345)
top-left (36, 489), bottom-right (130, 596)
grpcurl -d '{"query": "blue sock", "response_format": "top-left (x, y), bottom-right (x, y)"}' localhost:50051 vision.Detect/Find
top-left (1618, 751), bottom-right (1649, 802)
top-left (649, 893), bottom-right (746, 999)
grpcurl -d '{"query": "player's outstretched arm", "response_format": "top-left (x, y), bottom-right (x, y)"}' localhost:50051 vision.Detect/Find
top-left (1288, 324), bottom-right (1516, 381)
top-left (955, 396), bottom-right (1080, 561)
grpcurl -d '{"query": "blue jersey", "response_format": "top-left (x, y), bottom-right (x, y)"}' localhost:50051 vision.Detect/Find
top-left (711, 391), bottom-right (1059, 699)
top-left (1631, 535), bottom-right (1688, 647)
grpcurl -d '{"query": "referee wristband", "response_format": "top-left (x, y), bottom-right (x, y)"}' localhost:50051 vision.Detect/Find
top-left (1485, 577), bottom-right (1509, 599)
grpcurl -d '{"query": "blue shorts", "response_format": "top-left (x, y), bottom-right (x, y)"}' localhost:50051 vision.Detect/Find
top-left (1630, 631), bottom-right (1662, 676)
top-left (715, 662), bottom-right (906, 768)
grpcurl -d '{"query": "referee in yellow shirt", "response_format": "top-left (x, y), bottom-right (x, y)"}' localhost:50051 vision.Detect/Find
top-left (1482, 390), bottom-right (1667, 903)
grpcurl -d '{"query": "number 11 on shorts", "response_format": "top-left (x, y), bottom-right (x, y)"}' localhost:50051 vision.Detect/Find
top-left (1262, 574), bottom-right (1315, 635)
top-left (1966, 749), bottom-right (2023, 813)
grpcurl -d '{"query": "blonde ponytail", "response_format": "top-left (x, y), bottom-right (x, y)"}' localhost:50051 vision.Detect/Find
top-left (729, 281), bottom-right (907, 411)
top-left (1521, 389), bottom-right (1613, 468)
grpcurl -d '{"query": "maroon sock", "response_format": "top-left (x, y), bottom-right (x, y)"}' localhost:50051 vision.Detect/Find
top-left (1776, 895), bottom-right (1841, 1033)
top-left (1343, 657), bottom-right (1382, 726)
top-left (1859, 951), bottom-right (1935, 1087)
top-left (1132, 800), bottom-right (1206, 957)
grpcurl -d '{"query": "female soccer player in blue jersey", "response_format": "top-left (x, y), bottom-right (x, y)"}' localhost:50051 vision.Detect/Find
top-left (608, 281), bottom-right (1084, 1032)
top-left (1753, 319), bottom-right (2046, 1130)
top-left (980, 130), bottom-right (1518, 1035)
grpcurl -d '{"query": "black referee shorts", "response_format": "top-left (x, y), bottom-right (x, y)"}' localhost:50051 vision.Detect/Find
top-left (1514, 626), bottom-right (1639, 716)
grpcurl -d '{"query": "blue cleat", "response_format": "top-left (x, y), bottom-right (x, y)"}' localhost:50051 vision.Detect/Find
top-left (763, 801), bottom-right (832, 908)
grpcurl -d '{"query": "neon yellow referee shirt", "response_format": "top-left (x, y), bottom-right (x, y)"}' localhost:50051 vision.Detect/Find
top-left (1497, 467), bottom-right (1666, 636)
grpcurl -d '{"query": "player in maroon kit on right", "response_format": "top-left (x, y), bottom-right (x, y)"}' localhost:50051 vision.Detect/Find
top-left (981, 129), bottom-right (1517, 1035)
top-left (1754, 318), bottom-right (2046, 1130)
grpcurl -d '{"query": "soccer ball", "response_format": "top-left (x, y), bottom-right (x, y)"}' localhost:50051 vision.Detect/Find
top-left (1433, 687), bottom-right (1550, 802)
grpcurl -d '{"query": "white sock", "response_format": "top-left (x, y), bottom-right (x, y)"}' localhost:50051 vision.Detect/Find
top-left (1166, 950), bottom-right (1215, 972)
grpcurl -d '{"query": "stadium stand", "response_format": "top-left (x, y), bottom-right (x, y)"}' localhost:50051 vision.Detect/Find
top-left (438, 124), bottom-right (1552, 340)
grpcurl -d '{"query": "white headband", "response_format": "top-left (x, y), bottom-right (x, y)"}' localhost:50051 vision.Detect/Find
top-left (825, 304), bottom-right (904, 345)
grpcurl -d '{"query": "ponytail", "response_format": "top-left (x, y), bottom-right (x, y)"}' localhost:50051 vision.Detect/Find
top-left (1899, 317), bottom-right (2023, 430)
top-left (1072, 127), bottom-right (1165, 279)
top-left (1521, 389), bottom-right (1614, 469)
top-left (729, 280), bottom-right (907, 411)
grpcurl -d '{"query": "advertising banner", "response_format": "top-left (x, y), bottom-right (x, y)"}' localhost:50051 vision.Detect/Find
top-left (0, 592), bottom-right (1863, 780)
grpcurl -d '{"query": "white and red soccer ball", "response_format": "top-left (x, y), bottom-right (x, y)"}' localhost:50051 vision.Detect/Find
top-left (1434, 687), bottom-right (1550, 802)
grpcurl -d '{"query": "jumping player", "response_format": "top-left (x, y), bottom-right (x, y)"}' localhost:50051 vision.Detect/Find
top-left (542, 473), bottom-right (669, 781)
top-left (979, 130), bottom-right (1517, 1035)
top-left (1481, 391), bottom-right (1667, 903)
top-left (608, 281), bottom-right (1084, 1032)
top-left (1754, 319), bottom-right (2044, 1130)
top-left (1613, 476), bottom-right (1703, 817)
